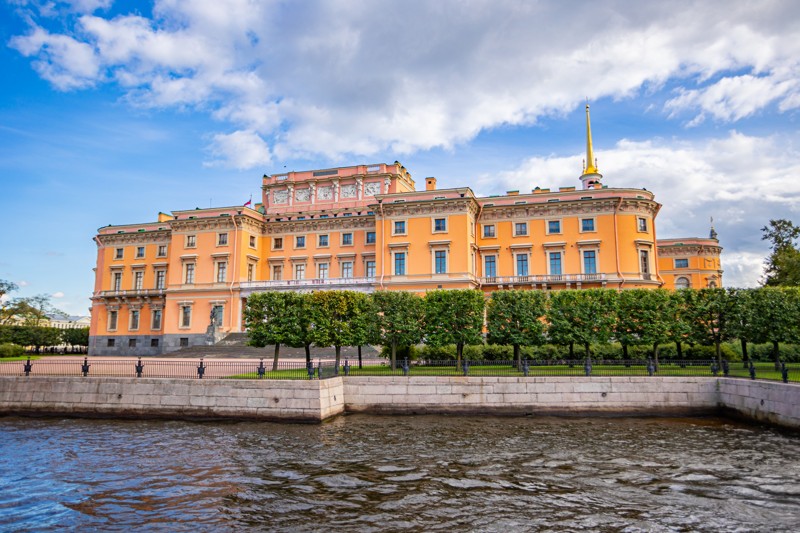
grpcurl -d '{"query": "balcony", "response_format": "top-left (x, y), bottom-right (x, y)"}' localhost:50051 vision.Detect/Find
top-left (95, 288), bottom-right (166, 298)
top-left (481, 273), bottom-right (607, 285)
top-left (240, 277), bottom-right (376, 293)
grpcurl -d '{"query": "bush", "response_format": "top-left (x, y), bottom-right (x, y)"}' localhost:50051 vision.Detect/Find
top-left (379, 344), bottom-right (419, 362)
top-left (0, 343), bottom-right (25, 358)
top-left (682, 343), bottom-right (740, 362)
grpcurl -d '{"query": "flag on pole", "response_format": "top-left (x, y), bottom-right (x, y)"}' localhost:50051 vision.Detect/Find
top-left (243, 195), bottom-right (252, 208)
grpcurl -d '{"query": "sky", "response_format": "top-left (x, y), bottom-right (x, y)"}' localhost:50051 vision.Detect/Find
top-left (1, 0), bottom-right (799, 316)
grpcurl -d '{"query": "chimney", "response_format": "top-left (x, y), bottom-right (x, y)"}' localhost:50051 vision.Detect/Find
top-left (507, 190), bottom-right (519, 196)
top-left (426, 177), bottom-right (437, 191)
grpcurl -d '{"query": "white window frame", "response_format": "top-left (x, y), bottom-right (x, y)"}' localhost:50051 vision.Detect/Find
top-left (217, 233), bottom-right (228, 246)
top-left (483, 254), bottom-right (498, 278)
top-left (180, 305), bottom-right (192, 329)
top-left (249, 235), bottom-right (256, 248)
top-left (365, 231), bottom-right (376, 245)
top-left (157, 245), bottom-right (167, 257)
top-left (129, 309), bottom-right (140, 331)
top-left (318, 234), bottom-right (329, 248)
top-left (581, 249), bottom-right (599, 275)
top-left (272, 264), bottom-right (283, 281)
top-left (514, 222), bottom-right (528, 237)
top-left (272, 237), bottom-right (283, 250)
top-left (392, 220), bottom-right (408, 236)
top-left (341, 261), bottom-right (353, 278)
top-left (151, 309), bottom-right (162, 330)
top-left (186, 235), bottom-right (196, 248)
top-left (184, 262), bottom-right (196, 284)
top-left (294, 263), bottom-right (306, 280)
top-left (674, 258), bottom-right (689, 269)
top-left (136, 246), bottom-right (145, 259)
top-left (393, 251), bottom-right (407, 276)
top-left (546, 219), bottom-right (562, 235)
top-left (482, 224), bottom-right (496, 239)
top-left (295, 235), bottom-right (306, 249)
top-left (580, 218), bottom-right (596, 233)
top-left (317, 262), bottom-right (329, 279)
top-left (547, 250), bottom-right (564, 276)
top-left (108, 310), bottom-right (118, 331)
top-left (114, 248), bottom-right (123, 260)
top-left (215, 261), bottom-right (227, 283)
top-left (341, 232), bottom-right (354, 246)
top-left (133, 270), bottom-right (144, 290)
top-left (432, 217), bottom-right (448, 234)
top-left (514, 252), bottom-right (530, 277)
top-left (637, 217), bottom-right (648, 233)
top-left (432, 248), bottom-right (448, 275)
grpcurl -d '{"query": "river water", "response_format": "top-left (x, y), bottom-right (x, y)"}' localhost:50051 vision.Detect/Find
top-left (1, 414), bottom-right (798, 532)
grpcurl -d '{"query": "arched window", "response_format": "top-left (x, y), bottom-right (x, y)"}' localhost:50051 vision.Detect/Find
top-left (675, 277), bottom-right (690, 289)
top-left (708, 281), bottom-right (717, 288)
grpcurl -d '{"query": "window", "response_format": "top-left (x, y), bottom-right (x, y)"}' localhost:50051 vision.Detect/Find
top-left (108, 310), bottom-right (118, 331)
top-left (150, 338), bottom-right (159, 347)
top-left (341, 261), bottom-right (353, 278)
top-left (434, 250), bottom-right (447, 274)
top-left (583, 251), bottom-right (597, 274)
top-left (247, 263), bottom-right (255, 282)
top-left (272, 265), bottom-right (283, 280)
top-left (107, 338), bottom-right (115, 347)
top-left (581, 218), bottom-right (595, 232)
top-left (549, 252), bottom-right (562, 276)
top-left (157, 245), bottom-right (167, 257)
top-left (516, 254), bottom-right (529, 276)
top-left (484, 255), bottom-right (497, 278)
top-left (184, 263), bottom-right (195, 284)
top-left (115, 248), bottom-right (123, 259)
top-left (133, 271), bottom-right (144, 290)
top-left (179, 337), bottom-right (189, 347)
top-left (294, 263), bottom-right (306, 280)
top-left (318, 263), bottom-right (329, 279)
top-left (155, 270), bottom-right (165, 290)
top-left (130, 310), bottom-right (140, 330)
top-left (296, 236), bottom-right (306, 248)
top-left (393, 221), bottom-right (406, 235)
top-left (181, 306), bottom-right (192, 328)
top-left (638, 218), bottom-right (648, 232)
top-left (129, 339), bottom-right (137, 348)
top-left (273, 237), bottom-right (283, 250)
top-left (216, 261), bottom-right (227, 283)
top-left (318, 234), bottom-right (329, 247)
top-left (640, 250), bottom-right (650, 274)
top-left (675, 258), bottom-right (689, 269)
top-left (547, 220), bottom-right (561, 234)
top-left (514, 222), bottom-right (528, 236)
top-left (675, 276), bottom-right (691, 289)
top-left (186, 235), bottom-right (196, 248)
top-left (366, 231), bottom-right (376, 244)
top-left (365, 260), bottom-right (376, 278)
top-left (434, 218), bottom-right (447, 232)
top-left (152, 309), bottom-right (162, 330)
top-left (483, 225), bottom-right (496, 238)
top-left (342, 233), bottom-right (353, 245)
top-left (394, 252), bottom-right (406, 275)
top-left (112, 272), bottom-right (122, 291)
top-left (212, 306), bottom-right (223, 326)
top-left (218, 233), bottom-right (228, 246)
top-left (136, 246), bottom-right (145, 258)
top-left (249, 235), bottom-right (256, 248)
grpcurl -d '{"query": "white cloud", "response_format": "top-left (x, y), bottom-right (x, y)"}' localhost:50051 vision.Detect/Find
top-left (205, 130), bottom-right (271, 169)
top-left (51, 291), bottom-right (65, 298)
top-left (9, 1), bottom-right (800, 166)
top-left (18, 280), bottom-right (29, 287)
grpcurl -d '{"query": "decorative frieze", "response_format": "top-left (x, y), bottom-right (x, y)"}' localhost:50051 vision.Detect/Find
top-left (96, 230), bottom-right (171, 246)
top-left (265, 216), bottom-right (375, 235)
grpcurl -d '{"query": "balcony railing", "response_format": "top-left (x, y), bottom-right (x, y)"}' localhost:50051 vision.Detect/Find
top-left (95, 289), bottom-right (165, 298)
top-left (481, 273), bottom-right (607, 285)
top-left (241, 277), bottom-right (376, 291)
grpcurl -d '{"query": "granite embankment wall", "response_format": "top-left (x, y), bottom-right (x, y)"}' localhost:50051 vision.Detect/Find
top-left (1, 376), bottom-right (799, 429)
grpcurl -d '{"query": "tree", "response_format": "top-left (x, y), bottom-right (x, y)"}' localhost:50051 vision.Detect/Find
top-left (748, 287), bottom-right (800, 368)
top-left (372, 291), bottom-right (424, 370)
top-left (244, 291), bottom-right (307, 371)
top-left (762, 219), bottom-right (800, 286)
top-left (727, 288), bottom-right (757, 366)
top-left (62, 327), bottom-right (89, 351)
top-left (616, 289), bottom-right (673, 366)
top-left (350, 291), bottom-right (376, 369)
top-left (424, 289), bottom-right (485, 368)
top-left (666, 289), bottom-right (693, 359)
top-left (546, 289), bottom-right (617, 360)
top-left (26, 327), bottom-right (63, 354)
top-left (486, 290), bottom-right (546, 368)
top-left (309, 290), bottom-right (369, 368)
top-left (683, 288), bottom-right (736, 366)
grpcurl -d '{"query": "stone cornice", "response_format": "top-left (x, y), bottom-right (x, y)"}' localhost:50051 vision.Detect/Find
top-left (265, 216), bottom-right (374, 235)
top-left (170, 217), bottom-right (236, 233)
top-left (379, 198), bottom-right (479, 218)
top-left (479, 198), bottom-right (659, 221)
top-left (657, 244), bottom-right (723, 256)
top-left (96, 230), bottom-right (171, 247)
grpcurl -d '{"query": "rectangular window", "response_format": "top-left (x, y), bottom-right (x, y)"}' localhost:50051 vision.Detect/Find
top-left (548, 220), bottom-right (561, 234)
top-left (514, 222), bottom-right (528, 236)
top-left (129, 339), bottom-right (137, 348)
top-left (365, 260), bottom-right (376, 278)
top-left (583, 251), bottom-right (597, 274)
top-left (115, 248), bottom-right (123, 259)
top-left (179, 337), bottom-right (189, 347)
top-left (294, 263), bottom-right (305, 280)
top-left (130, 310), bottom-right (140, 330)
top-left (133, 271), bottom-right (144, 290)
top-left (112, 272), bottom-right (122, 291)
top-left (249, 235), bottom-right (256, 248)
top-left (342, 233), bottom-right (353, 245)
top-left (181, 306), bottom-right (192, 328)
top-left (150, 338), bottom-right (159, 347)
top-left (640, 250), bottom-right (650, 274)
top-left (318, 234), bottom-right (329, 247)
top-left (638, 218), bottom-right (648, 232)
top-left (136, 246), bottom-right (145, 258)
top-left (394, 252), bottom-right (406, 275)
top-left (186, 235), bottom-right (196, 248)
top-left (155, 270), bottom-right (165, 290)
top-left (341, 261), bottom-right (353, 278)
top-left (216, 261), bottom-right (227, 283)
top-left (296, 236), bottom-right (306, 248)
top-left (434, 218), bottom-right (447, 232)
top-left (272, 265), bottom-right (283, 280)
top-left (484, 255), bottom-right (497, 278)
top-left (108, 310), bottom-right (118, 331)
top-left (516, 254), bottom-right (529, 276)
top-left (581, 218), bottom-right (595, 232)
top-left (273, 237), bottom-right (283, 250)
top-left (212, 305), bottom-right (223, 326)
top-left (247, 263), bottom-right (255, 282)
top-left (107, 338), bottom-right (115, 347)
top-left (394, 221), bottom-right (406, 235)
top-left (366, 231), bottom-right (376, 244)
top-left (549, 252), bottom-right (562, 276)
top-left (318, 263), bottom-right (329, 279)
top-left (157, 245), bottom-right (167, 257)
top-left (675, 258), bottom-right (689, 268)
top-left (152, 309), bottom-right (162, 330)
top-left (434, 250), bottom-right (447, 274)
top-left (184, 263), bottom-right (195, 284)
top-left (218, 233), bottom-right (228, 246)
top-left (483, 225), bottom-right (496, 238)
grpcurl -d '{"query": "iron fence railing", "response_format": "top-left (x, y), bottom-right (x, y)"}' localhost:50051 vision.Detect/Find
top-left (0, 358), bottom-right (797, 383)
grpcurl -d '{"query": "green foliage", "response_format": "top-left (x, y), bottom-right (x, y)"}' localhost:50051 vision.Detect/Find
top-left (546, 289), bottom-right (618, 357)
top-left (61, 327), bottom-right (89, 348)
top-left (0, 343), bottom-right (24, 358)
top-left (487, 290), bottom-right (545, 365)
top-left (682, 288), bottom-right (736, 364)
top-left (762, 219), bottom-right (800, 287)
top-left (424, 289), bottom-right (485, 364)
top-left (372, 291), bottom-right (424, 369)
top-left (309, 290), bottom-right (370, 365)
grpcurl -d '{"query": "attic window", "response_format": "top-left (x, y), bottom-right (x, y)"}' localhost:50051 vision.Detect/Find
top-left (434, 196), bottom-right (445, 200)
top-left (320, 215), bottom-right (329, 219)
top-left (393, 199), bottom-right (405, 203)
top-left (581, 196), bottom-right (592, 200)
top-left (515, 201), bottom-right (526, 205)
top-left (547, 199), bottom-right (560, 203)
top-left (484, 203), bottom-right (494, 207)
top-left (343, 213), bottom-right (353, 217)
top-left (138, 229), bottom-right (145, 232)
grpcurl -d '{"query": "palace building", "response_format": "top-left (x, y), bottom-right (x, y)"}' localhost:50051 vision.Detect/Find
top-left (88, 106), bottom-right (723, 355)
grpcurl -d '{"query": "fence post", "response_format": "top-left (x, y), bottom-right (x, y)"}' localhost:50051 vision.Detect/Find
top-left (257, 359), bottom-right (266, 379)
top-left (23, 358), bottom-right (32, 377)
top-left (197, 359), bottom-right (206, 379)
top-left (781, 362), bottom-right (789, 383)
top-left (135, 358), bottom-right (144, 378)
top-left (749, 361), bottom-right (756, 380)
top-left (584, 358), bottom-right (592, 377)
top-left (81, 357), bottom-right (90, 377)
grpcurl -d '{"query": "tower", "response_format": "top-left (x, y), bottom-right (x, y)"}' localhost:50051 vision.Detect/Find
top-left (580, 103), bottom-right (603, 190)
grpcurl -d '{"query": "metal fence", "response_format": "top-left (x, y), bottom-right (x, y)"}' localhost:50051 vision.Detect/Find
top-left (0, 357), bottom-right (797, 383)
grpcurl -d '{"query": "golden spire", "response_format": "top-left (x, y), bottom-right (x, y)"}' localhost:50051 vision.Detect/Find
top-left (584, 102), bottom-right (598, 174)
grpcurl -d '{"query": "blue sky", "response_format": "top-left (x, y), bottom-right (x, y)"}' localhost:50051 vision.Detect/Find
top-left (2, 0), bottom-right (799, 315)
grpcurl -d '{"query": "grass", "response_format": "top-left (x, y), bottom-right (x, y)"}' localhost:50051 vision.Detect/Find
top-left (0, 356), bottom-right (41, 362)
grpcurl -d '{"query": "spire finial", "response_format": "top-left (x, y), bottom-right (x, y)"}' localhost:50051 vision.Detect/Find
top-left (584, 101), bottom-right (598, 175)
top-left (709, 216), bottom-right (718, 240)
